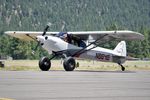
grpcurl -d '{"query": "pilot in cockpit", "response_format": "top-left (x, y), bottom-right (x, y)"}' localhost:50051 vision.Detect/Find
top-left (57, 32), bottom-right (72, 43)
top-left (57, 32), bottom-right (86, 48)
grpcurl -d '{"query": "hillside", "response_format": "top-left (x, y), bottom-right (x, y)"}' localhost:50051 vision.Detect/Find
top-left (0, 0), bottom-right (150, 59)
top-left (0, 0), bottom-right (150, 32)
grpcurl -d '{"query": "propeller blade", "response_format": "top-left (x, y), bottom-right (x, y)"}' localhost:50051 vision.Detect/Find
top-left (32, 23), bottom-right (52, 54)
top-left (42, 23), bottom-right (52, 36)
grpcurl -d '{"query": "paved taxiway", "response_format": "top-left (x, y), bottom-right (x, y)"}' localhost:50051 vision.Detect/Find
top-left (0, 70), bottom-right (150, 100)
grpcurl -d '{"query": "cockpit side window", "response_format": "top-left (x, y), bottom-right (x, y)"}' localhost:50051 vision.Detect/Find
top-left (56, 32), bottom-right (66, 38)
top-left (56, 32), bottom-right (68, 41)
top-left (56, 32), bottom-right (86, 48)
top-left (78, 40), bottom-right (86, 48)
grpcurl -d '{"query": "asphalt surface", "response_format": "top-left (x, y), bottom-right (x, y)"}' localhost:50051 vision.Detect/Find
top-left (0, 70), bottom-right (150, 100)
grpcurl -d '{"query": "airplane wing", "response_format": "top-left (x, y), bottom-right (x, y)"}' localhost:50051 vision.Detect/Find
top-left (68, 30), bottom-right (144, 41)
top-left (5, 31), bottom-right (59, 41)
top-left (5, 30), bottom-right (144, 41)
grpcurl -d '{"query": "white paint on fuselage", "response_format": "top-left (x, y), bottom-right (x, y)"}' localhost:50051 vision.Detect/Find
top-left (37, 35), bottom-right (82, 53)
top-left (37, 35), bottom-right (126, 63)
top-left (79, 47), bottom-right (122, 62)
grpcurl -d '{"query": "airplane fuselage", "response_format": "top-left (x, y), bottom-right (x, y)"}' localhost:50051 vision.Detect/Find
top-left (37, 35), bottom-right (126, 64)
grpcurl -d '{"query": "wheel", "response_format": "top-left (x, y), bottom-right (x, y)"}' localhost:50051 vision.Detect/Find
top-left (63, 57), bottom-right (76, 71)
top-left (39, 57), bottom-right (51, 71)
top-left (121, 65), bottom-right (125, 71)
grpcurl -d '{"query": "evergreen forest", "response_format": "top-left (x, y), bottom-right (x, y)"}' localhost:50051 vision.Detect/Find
top-left (0, 0), bottom-right (150, 59)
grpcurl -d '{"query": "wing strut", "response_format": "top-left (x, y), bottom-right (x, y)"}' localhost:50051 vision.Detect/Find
top-left (26, 34), bottom-right (37, 41)
top-left (71, 34), bottom-right (108, 57)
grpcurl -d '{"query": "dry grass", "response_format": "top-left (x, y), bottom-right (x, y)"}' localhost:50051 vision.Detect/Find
top-left (0, 60), bottom-right (150, 71)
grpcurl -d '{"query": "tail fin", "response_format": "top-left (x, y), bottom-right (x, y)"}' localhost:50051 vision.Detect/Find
top-left (114, 41), bottom-right (126, 57)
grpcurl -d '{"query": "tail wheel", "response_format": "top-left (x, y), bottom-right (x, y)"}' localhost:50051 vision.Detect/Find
top-left (63, 57), bottom-right (76, 71)
top-left (39, 57), bottom-right (51, 71)
top-left (121, 65), bottom-right (125, 71)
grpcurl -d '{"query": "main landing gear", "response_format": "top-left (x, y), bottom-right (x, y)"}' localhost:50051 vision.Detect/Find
top-left (39, 56), bottom-right (76, 71)
top-left (39, 57), bottom-right (51, 71)
top-left (63, 57), bottom-right (76, 71)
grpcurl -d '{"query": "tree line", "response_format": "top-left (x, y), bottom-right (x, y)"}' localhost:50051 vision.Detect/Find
top-left (0, 0), bottom-right (150, 59)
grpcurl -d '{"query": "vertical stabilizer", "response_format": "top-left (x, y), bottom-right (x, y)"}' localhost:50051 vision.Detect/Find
top-left (114, 41), bottom-right (126, 57)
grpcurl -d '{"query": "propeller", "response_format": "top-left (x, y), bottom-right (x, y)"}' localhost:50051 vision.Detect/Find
top-left (32, 23), bottom-right (51, 55)
top-left (42, 22), bottom-right (52, 36)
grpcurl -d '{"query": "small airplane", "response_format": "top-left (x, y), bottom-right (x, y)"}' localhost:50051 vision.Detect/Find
top-left (5, 24), bottom-right (144, 71)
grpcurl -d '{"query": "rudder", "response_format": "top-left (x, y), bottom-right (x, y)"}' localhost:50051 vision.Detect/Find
top-left (114, 41), bottom-right (126, 57)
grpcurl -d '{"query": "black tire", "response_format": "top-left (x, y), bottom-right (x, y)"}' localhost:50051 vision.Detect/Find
top-left (63, 57), bottom-right (76, 71)
top-left (121, 66), bottom-right (125, 71)
top-left (39, 57), bottom-right (51, 71)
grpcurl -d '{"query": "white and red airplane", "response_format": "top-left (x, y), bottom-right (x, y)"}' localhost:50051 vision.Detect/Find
top-left (5, 24), bottom-right (144, 71)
